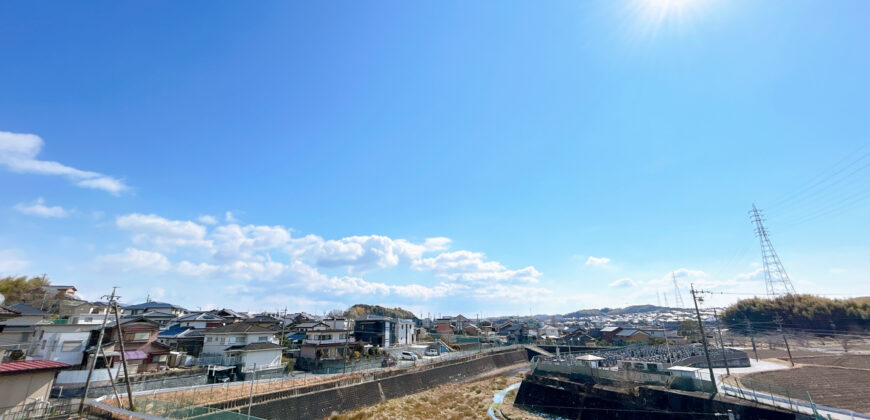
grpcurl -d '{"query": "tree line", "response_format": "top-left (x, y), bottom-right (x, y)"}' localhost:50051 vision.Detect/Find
top-left (721, 294), bottom-right (869, 335)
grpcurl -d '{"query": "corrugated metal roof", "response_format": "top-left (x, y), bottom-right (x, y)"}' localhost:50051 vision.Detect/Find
top-left (0, 360), bottom-right (70, 374)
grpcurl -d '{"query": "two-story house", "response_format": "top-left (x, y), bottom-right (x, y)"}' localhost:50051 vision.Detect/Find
top-left (123, 301), bottom-right (187, 317)
top-left (29, 322), bottom-right (100, 366)
top-left (96, 317), bottom-right (170, 373)
top-left (299, 323), bottom-right (354, 361)
top-left (201, 323), bottom-right (282, 372)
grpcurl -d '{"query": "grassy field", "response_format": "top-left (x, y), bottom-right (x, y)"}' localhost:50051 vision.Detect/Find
top-left (329, 372), bottom-right (543, 420)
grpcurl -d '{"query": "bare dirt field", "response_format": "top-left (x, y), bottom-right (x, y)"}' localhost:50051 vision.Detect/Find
top-left (743, 364), bottom-right (870, 414)
top-left (784, 354), bottom-right (870, 369)
top-left (329, 371), bottom-right (543, 420)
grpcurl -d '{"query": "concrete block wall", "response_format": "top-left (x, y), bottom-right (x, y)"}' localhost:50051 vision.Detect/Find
top-left (234, 348), bottom-right (526, 420)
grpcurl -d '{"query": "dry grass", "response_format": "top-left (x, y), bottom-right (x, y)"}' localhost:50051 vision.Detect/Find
top-left (330, 372), bottom-right (543, 420)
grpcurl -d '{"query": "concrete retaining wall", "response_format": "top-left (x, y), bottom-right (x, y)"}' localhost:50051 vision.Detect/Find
top-left (214, 348), bottom-right (527, 420)
top-left (515, 374), bottom-right (800, 420)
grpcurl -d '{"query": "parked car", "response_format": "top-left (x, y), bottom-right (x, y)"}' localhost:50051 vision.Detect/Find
top-left (382, 358), bottom-right (397, 367)
top-left (424, 348), bottom-right (439, 356)
top-left (401, 351), bottom-right (418, 361)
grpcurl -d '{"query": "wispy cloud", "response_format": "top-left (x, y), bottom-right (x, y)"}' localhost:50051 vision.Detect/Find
top-left (13, 197), bottom-right (69, 218)
top-left (0, 131), bottom-right (128, 195)
top-left (585, 256), bottom-right (611, 266)
top-left (0, 249), bottom-right (30, 274)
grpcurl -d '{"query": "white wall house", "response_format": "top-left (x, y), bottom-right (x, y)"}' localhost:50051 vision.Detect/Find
top-left (395, 319), bottom-right (416, 345)
top-left (299, 324), bottom-right (354, 360)
top-left (201, 323), bottom-right (282, 371)
top-left (29, 324), bottom-right (98, 366)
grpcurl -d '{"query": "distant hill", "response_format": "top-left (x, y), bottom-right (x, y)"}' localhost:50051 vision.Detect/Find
top-left (562, 304), bottom-right (667, 318)
top-left (344, 304), bottom-right (417, 320)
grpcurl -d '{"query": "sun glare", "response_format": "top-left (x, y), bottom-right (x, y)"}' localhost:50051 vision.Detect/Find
top-left (630, 0), bottom-right (709, 38)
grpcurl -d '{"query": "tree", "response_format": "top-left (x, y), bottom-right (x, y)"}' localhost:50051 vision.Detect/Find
top-left (0, 275), bottom-right (50, 305)
top-left (677, 320), bottom-right (700, 342)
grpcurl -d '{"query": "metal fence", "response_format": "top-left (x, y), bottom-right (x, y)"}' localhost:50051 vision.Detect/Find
top-left (721, 375), bottom-right (870, 420)
top-left (0, 399), bottom-right (80, 420)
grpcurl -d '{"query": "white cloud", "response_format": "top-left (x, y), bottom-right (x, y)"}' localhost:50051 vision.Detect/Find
top-left (116, 213), bottom-right (211, 250)
top-left (609, 277), bottom-right (637, 288)
top-left (585, 256), bottom-right (611, 266)
top-left (225, 211), bottom-right (239, 223)
top-left (0, 249), bottom-right (30, 273)
top-left (212, 224), bottom-right (291, 260)
top-left (96, 248), bottom-right (171, 272)
top-left (104, 210), bottom-right (546, 306)
top-left (197, 215), bottom-right (218, 225)
top-left (13, 197), bottom-right (69, 218)
top-left (412, 250), bottom-right (541, 284)
top-left (0, 131), bottom-right (128, 195)
top-left (829, 268), bottom-right (845, 274)
top-left (177, 261), bottom-right (219, 276)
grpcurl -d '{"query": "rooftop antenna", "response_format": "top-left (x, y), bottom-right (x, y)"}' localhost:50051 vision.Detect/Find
top-left (663, 292), bottom-right (669, 308)
top-left (672, 272), bottom-right (685, 308)
top-left (656, 291), bottom-right (662, 307)
top-left (750, 204), bottom-right (797, 297)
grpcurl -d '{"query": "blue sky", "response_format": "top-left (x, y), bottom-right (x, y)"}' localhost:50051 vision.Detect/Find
top-left (1, 0), bottom-right (868, 316)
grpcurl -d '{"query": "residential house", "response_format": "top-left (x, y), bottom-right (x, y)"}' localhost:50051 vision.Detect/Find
top-left (43, 285), bottom-right (78, 298)
top-left (29, 323), bottom-right (99, 366)
top-left (0, 304), bottom-right (46, 349)
top-left (354, 316), bottom-right (394, 347)
top-left (299, 323), bottom-right (354, 361)
top-left (434, 318), bottom-right (453, 335)
top-left (452, 315), bottom-right (470, 331)
top-left (201, 323), bottom-right (282, 372)
top-left (643, 328), bottom-right (687, 344)
top-left (539, 325), bottom-right (561, 339)
top-left (174, 312), bottom-right (225, 329)
top-left (208, 308), bottom-right (249, 323)
top-left (244, 314), bottom-right (281, 329)
top-left (98, 317), bottom-right (171, 373)
top-left (0, 360), bottom-right (70, 415)
top-left (65, 302), bottom-right (109, 325)
top-left (463, 324), bottom-right (481, 336)
top-left (123, 301), bottom-right (187, 317)
top-left (157, 326), bottom-right (206, 356)
top-left (600, 326), bottom-right (622, 342)
top-left (395, 319), bottom-right (415, 345)
top-left (124, 311), bottom-right (179, 328)
top-left (614, 329), bottom-right (650, 344)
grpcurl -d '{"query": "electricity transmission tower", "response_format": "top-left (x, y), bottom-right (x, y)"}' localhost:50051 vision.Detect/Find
top-left (672, 272), bottom-right (685, 308)
top-left (750, 204), bottom-right (797, 297)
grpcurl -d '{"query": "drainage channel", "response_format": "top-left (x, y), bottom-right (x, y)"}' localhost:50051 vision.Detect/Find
top-left (488, 382), bottom-right (521, 420)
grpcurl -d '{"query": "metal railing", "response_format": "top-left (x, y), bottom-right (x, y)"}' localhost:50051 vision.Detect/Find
top-left (0, 399), bottom-right (79, 420)
top-left (721, 376), bottom-right (870, 419)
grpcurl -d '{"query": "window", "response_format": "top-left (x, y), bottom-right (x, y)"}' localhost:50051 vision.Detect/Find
top-left (41, 340), bottom-right (46, 350)
top-left (258, 336), bottom-right (267, 342)
top-left (62, 341), bottom-right (83, 352)
top-left (153, 354), bottom-right (167, 362)
top-left (132, 332), bottom-right (150, 341)
top-left (220, 337), bottom-right (226, 344)
top-left (207, 337), bottom-right (213, 342)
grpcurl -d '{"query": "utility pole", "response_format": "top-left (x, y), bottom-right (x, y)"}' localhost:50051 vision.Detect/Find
top-left (712, 308), bottom-right (730, 376)
top-left (113, 302), bottom-right (135, 410)
top-left (79, 287), bottom-right (117, 414)
top-left (247, 363), bottom-right (256, 419)
top-left (774, 314), bottom-right (794, 367)
top-left (690, 284), bottom-right (717, 394)
top-left (746, 318), bottom-right (759, 362)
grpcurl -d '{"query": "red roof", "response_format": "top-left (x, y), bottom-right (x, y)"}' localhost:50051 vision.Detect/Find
top-left (0, 360), bottom-right (71, 374)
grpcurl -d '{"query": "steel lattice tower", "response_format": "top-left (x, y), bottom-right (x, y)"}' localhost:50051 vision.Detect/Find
top-left (672, 272), bottom-right (685, 308)
top-left (750, 204), bottom-right (797, 297)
